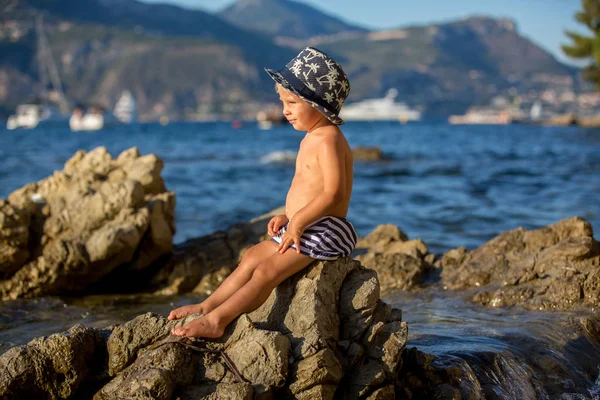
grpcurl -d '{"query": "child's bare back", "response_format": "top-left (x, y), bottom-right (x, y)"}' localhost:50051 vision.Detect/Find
top-left (168, 47), bottom-right (356, 339)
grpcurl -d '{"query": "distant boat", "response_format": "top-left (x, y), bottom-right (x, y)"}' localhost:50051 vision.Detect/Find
top-left (6, 16), bottom-right (69, 130)
top-left (339, 89), bottom-right (421, 122)
top-left (69, 105), bottom-right (117, 131)
top-left (7, 104), bottom-right (68, 130)
top-left (70, 91), bottom-right (137, 132)
top-left (256, 104), bottom-right (286, 130)
top-left (448, 107), bottom-right (511, 125)
top-left (530, 101), bottom-right (542, 121)
top-left (113, 90), bottom-right (137, 124)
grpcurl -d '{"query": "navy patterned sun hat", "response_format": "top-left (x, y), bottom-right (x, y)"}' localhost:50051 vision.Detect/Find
top-left (265, 47), bottom-right (350, 125)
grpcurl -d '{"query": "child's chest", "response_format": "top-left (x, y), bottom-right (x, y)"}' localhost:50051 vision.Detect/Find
top-left (295, 140), bottom-right (321, 175)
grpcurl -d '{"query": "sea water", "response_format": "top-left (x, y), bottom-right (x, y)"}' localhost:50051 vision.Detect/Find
top-left (1, 121), bottom-right (600, 397)
top-left (1, 121), bottom-right (598, 254)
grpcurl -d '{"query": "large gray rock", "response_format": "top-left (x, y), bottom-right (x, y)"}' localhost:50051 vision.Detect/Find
top-left (440, 217), bottom-right (600, 310)
top-left (0, 147), bottom-right (176, 300)
top-left (248, 258), bottom-right (407, 399)
top-left (0, 258), bottom-right (408, 399)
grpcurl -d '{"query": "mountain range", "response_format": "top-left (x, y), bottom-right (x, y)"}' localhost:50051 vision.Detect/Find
top-left (0, 0), bottom-right (584, 120)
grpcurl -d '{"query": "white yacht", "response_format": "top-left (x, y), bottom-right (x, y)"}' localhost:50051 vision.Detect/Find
top-left (69, 106), bottom-right (116, 131)
top-left (6, 104), bottom-right (68, 130)
top-left (339, 89), bottom-right (421, 122)
top-left (113, 90), bottom-right (137, 124)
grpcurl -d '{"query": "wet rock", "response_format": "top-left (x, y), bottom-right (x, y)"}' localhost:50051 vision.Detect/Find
top-left (0, 146), bottom-right (175, 300)
top-left (397, 348), bottom-right (483, 400)
top-left (440, 217), bottom-right (600, 310)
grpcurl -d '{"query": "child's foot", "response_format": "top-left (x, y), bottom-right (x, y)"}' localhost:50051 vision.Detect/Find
top-left (171, 316), bottom-right (225, 338)
top-left (167, 303), bottom-right (207, 320)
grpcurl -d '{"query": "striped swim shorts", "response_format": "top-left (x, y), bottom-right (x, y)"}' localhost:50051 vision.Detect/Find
top-left (271, 216), bottom-right (358, 260)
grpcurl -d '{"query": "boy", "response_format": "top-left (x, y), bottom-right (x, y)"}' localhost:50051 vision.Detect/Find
top-left (169, 47), bottom-right (356, 338)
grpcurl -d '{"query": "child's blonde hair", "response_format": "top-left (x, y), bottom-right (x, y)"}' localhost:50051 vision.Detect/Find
top-left (275, 83), bottom-right (286, 94)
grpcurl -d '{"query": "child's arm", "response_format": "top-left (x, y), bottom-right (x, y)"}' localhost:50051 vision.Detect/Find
top-left (277, 135), bottom-right (346, 253)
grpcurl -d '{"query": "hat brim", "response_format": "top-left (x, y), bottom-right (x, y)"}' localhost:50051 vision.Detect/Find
top-left (265, 68), bottom-right (345, 125)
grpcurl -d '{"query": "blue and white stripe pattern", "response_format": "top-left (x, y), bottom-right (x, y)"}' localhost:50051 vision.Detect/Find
top-left (272, 216), bottom-right (358, 260)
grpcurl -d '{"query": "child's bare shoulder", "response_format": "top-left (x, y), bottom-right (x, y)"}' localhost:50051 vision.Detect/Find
top-left (313, 126), bottom-right (350, 157)
top-left (314, 126), bottom-right (348, 144)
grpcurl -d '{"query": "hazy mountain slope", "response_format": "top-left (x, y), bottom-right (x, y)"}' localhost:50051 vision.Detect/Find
top-left (0, 1), bottom-right (581, 119)
top-left (219, 0), bottom-right (367, 39)
top-left (15, 0), bottom-right (293, 65)
top-left (312, 17), bottom-right (578, 115)
top-left (1, 0), bottom-right (296, 118)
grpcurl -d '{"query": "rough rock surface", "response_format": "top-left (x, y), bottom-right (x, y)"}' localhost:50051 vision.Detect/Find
top-left (354, 217), bottom-right (599, 310)
top-left (439, 217), bottom-right (600, 310)
top-left (0, 258), bottom-right (407, 399)
top-left (354, 224), bottom-right (436, 293)
top-left (0, 147), bottom-right (176, 300)
top-left (150, 207), bottom-right (281, 296)
top-left (0, 324), bottom-right (104, 399)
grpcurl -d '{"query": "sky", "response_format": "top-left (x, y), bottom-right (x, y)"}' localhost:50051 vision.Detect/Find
top-left (140, 0), bottom-right (588, 67)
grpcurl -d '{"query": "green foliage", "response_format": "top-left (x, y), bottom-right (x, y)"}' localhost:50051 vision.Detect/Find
top-left (563, 0), bottom-right (600, 88)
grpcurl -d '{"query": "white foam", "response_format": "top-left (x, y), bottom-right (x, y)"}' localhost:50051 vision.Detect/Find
top-left (260, 150), bottom-right (297, 164)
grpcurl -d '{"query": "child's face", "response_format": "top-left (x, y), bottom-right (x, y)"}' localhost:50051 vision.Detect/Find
top-left (278, 87), bottom-right (325, 131)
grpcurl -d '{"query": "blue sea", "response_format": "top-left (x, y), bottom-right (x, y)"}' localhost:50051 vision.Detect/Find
top-left (2, 121), bottom-right (600, 397)
top-left (1, 121), bottom-right (598, 254)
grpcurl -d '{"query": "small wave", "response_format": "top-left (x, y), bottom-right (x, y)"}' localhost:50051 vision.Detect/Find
top-left (260, 151), bottom-right (297, 164)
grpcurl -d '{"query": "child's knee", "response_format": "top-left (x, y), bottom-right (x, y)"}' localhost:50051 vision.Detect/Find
top-left (252, 263), bottom-right (279, 284)
top-left (241, 245), bottom-right (259, 263)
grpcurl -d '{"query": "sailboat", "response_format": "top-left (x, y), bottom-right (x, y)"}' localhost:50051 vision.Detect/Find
top-left (6, 16), bottom-right (69, 130)
top-left (113, 90), bottom-right (137, 124)
top-left (530, 101), bottom-right (542, 121)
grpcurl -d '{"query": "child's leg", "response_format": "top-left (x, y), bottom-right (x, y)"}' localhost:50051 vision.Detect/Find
top-left (172, 249), bottom-right (314, 338)
top-left (168, 240), bottom-right (279, 320)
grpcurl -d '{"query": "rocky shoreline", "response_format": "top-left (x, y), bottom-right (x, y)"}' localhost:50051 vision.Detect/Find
top-left (1, 147), bottom-right (599, 399)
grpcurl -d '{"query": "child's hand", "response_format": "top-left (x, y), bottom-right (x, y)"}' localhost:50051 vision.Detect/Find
top-left (267, 214), bottom-right (289, 236)
top-left (277, 220), bottom-right (304, 254)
